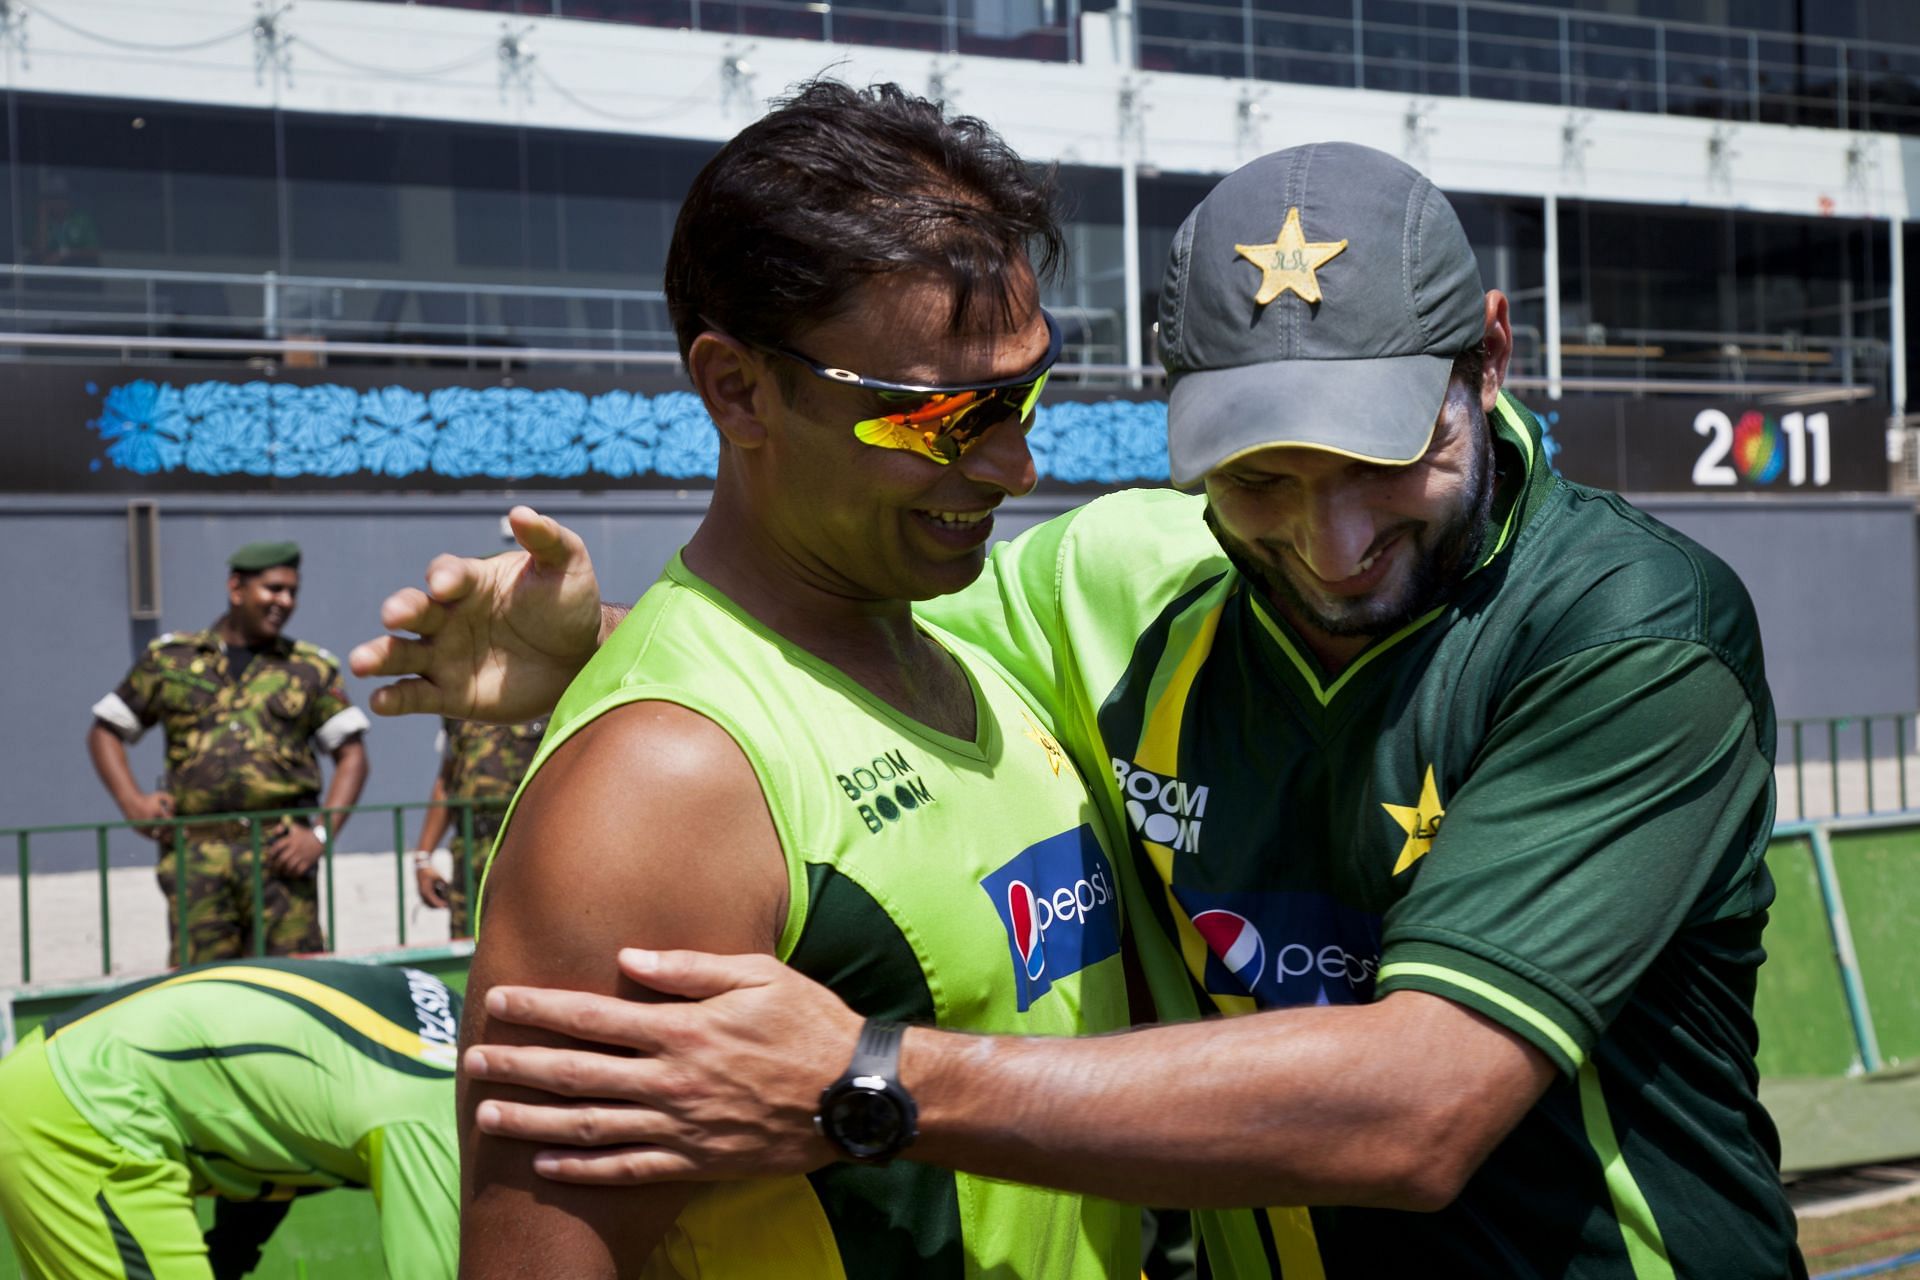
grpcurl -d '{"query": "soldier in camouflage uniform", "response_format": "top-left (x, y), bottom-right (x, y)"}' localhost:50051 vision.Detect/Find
top-left (411, 718), bottom-right (544, 938)
top-left (86, 541), bottom-right (372, 964)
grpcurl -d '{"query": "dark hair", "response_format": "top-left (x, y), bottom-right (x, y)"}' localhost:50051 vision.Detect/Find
top-left (664, 79), bottom-right (1063, 362)
top-left (1451, 339), bottom-right (1489, 398)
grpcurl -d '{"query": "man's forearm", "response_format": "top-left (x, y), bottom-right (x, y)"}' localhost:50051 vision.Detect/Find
top-left (415, 778), bottom-right (451, 852)
top-left (899, 993), bottom-right (1546, 1211)
top-left (322, 740), bottom-right (370, 837)
top-left (86, 724), bottom-right (145, 811)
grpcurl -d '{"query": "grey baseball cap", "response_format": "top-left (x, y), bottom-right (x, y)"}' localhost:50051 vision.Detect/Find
top-left (1158, 142), bottom-right (1487, 487)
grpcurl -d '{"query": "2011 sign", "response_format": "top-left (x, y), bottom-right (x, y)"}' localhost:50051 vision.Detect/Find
top-left (1692, 410), bottom-right (1832, 487)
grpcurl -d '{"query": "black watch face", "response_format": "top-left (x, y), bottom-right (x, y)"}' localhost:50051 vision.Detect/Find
top-left (824, 1087), bottom-right (907, 1160)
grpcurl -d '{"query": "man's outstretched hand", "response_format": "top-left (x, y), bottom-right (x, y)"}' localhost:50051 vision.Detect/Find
top-left (465, 948), bottom-right (863, 1185)
top-left (349, 506), bottom-right (605, 724)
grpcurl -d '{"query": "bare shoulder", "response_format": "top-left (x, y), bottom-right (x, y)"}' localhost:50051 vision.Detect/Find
top-left (480, 699), bottom-right (788, 980)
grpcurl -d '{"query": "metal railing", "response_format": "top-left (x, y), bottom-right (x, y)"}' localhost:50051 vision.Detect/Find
top-left (0, 263), bottom-right (679, 356)
top-left (1553, 326), bottom-right (1891, 392)
top-left (1776, 715), bottom-right (1920, 826)
top-left (1133, 0), bottom-right (1920, 135)
top-left (0, 264), bottom-right (1128, 375)
top-left (364, 0), bottom-right (1082, 63)
top-left (2, 798), bottom-right (505, 988)
top-left (5, 713), bottom-right (1913, 986)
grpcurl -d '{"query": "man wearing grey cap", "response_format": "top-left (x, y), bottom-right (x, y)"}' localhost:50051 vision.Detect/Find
top-left (88, 540), bottom-right (370, 963)
top-left (359, 142), bottom-right (1800, 1277)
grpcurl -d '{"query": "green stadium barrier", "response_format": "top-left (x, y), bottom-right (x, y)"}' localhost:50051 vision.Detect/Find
top-left (1756, 814), bottom-right (1920, 1081)
top-left (1777, 713), bottom-right (1920, 823)
top-left (2, 798), bottom-right (500, 988)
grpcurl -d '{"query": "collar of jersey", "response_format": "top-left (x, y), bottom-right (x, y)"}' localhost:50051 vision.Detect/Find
top-left (663, 551), bottom-right (993, 762)
top-left (193, 625), bottom-right (295, 659)
top-left (1244, 390), bottom-right (1546, 708)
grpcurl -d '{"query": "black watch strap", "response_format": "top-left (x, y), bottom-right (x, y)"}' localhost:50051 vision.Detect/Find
top-left (847, 1019), bottom-right (907, 1079)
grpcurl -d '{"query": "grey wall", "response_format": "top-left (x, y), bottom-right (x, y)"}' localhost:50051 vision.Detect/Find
top-left (1635, 494), bottom-right (1920, 722)
top-left (2, 489), bottom-right (1910, 870)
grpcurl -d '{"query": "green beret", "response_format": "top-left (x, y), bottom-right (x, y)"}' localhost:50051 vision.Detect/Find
top-left (228, 540), bottom-right (301, 572)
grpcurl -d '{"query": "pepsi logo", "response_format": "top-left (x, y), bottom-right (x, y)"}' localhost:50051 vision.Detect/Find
top-left (1192, 909), bottom-right (1265, 990)
top-left (1007, 881), bottom-right (1047, 981)
top-left (980, 827), bottom-right (1123, 1012)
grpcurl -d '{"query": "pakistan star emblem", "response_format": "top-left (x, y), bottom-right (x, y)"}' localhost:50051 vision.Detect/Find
top-left (1382, 764), bottom-right (1445, 876)
top-left (1021, 711), bottom-right (1066, 777)
top-left (1235, 207), bottom-right (1349, 306)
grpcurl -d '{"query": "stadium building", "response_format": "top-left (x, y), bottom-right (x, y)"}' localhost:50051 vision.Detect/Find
top-left (5, 6), bottom-right (1920, 1271)
top-left (0, 7), bottom-right (1912, 815)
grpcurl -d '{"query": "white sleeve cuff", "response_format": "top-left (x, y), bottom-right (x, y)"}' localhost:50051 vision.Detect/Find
top-left (91, 693), bottom-right (147, 743)
top-left (315, 705), bottom-right (372, 753)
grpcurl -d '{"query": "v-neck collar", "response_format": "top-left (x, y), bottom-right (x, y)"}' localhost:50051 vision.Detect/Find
top-left (663, 552), bottom-right (993, 762)
top-left (1242, 392), bottom-right (1550, 709)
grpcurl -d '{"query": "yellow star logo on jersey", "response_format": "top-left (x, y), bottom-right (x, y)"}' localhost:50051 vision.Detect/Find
top-left (1235, 207), bottom-right (1349, 306)
top-left (1382, 765), bottom-right (1445, 876)
top-left (1021, 710), bottom-right (1066, 777)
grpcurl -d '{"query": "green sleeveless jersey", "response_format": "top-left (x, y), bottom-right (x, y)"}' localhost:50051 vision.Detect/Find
top-left (926, 393), bottom-right (1802, 1280)
top-left (498, 553), bottom-right (1137, 1280)
top-left (41, 958), bottom-right (460, 1275)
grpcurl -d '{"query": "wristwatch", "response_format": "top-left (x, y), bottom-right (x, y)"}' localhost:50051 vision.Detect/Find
top-left (814, 1019), bottom-right (918, 1164)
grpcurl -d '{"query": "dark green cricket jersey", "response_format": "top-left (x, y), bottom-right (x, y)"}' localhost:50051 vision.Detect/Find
top-left (925, 392), bottom-right (1804, 1279)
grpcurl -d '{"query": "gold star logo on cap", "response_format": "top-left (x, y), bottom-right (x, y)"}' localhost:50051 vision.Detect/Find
top-left (1235, 207), bottom-right (1349, 306)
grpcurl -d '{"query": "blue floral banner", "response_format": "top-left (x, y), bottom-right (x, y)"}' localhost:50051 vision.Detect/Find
top-left (32, 364), bottom-right (1872, 497)
top-left (76, 375), bottom-right (1172, 488)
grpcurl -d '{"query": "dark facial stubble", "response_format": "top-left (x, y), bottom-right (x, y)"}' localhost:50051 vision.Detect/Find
top-left (1206, 400), bottom-right (1499, 642)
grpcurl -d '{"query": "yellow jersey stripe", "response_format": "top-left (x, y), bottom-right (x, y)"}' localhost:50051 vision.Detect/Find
top-left (1578, 1060), bottom-right (1675, 1280)
top-left (49, 965), bottom-right (430, 1063)
top-left (1376, 961), bottom-right (1585, 1069)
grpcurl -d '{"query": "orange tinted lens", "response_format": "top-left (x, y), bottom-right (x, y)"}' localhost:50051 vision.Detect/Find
top-left (852, 384), bottom-right (1037, 463)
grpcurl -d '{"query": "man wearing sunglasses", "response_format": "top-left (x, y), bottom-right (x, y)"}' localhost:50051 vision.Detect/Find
top-left (358, 139), bottom-right (1801, 1278)
top-left (396, 81), bottom-right (1137, 1279)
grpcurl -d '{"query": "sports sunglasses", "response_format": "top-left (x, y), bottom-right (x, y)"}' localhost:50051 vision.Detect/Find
top-left (770, 309), bottom-right (1063, 465)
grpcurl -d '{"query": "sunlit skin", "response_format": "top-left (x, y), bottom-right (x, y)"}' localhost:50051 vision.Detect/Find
top-left (221, 565), bottom-right (299, 646)
top-left (1203, 292), bottom-right (1512, 674)
top-left (1204, 383), bottom-right (1495, 674)
top-left (685, 266), bottom-right (1048, 639)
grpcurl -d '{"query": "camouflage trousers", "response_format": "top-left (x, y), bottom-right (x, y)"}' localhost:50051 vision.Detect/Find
top-left (155, 824), bottom-right (326, 966)
top-left (444, 829), bottom-right (500, 940)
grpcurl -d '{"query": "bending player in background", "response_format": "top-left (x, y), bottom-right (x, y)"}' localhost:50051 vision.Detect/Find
top-left (0, 957), bottom-right (459, 1280)
top-left (357, 142), bottom-right (1804, 1278)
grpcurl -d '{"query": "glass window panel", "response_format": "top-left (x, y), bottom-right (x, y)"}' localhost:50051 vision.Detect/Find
top-left (455, 188), bottom-right (529, 271)
top-left (1249, 2), bottom-right (1357, 90)
top-left (1568, 16), bottom-right (1655, 114)
top-left (957, 0), bottom-right (1074, 62)
top-left (1663, 28), bottom-right (1746, 121)
top-left (1051, 164), bottom-right (1128, 370)
top-left (836, 6), bottom-right (952, 52)
top-left (1853, 42), bottom-right (1920, 133)
top-left (1467, 7), bottom-right (1564, 106)
top-left (1363, 0), bottom-right (1463, 97)
top-left (561, 0), bottom-right (694, 22)
top-left (1137, 0), bottom-right (1246, 79)
top-left (695, 0), bottom-right (828, 41)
